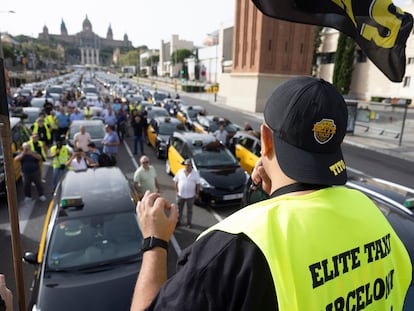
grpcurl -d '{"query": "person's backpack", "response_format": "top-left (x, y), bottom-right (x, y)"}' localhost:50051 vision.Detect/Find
top-left (98, 153), bottom-right (116, 167)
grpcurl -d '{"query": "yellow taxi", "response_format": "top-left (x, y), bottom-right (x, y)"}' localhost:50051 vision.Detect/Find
top-left (166, 131), bottom-right (247, 207)
top-left (147, 116), bottom-right (189, 158)
top-left (175, 104), bottom-right (206, 129)
top-left (230, 130), bottom-right (261, 175)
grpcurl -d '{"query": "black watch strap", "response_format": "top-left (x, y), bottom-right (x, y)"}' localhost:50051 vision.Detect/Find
top-left (141, 236), bottom-right (169, 252)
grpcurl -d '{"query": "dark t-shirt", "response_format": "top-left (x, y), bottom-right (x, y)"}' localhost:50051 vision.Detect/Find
top-left (146, 231), bottom-right (278, 310)
top-left (131, 117), bottom-right (145, 137)
top-left (20, 153), bottom-right (40, 175)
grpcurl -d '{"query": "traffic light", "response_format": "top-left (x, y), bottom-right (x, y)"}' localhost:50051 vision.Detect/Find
top-left (180, 69), bottom-right (184, 76)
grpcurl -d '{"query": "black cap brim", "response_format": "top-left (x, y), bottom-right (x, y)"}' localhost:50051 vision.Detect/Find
top-left (273, 134), bottom-right (347, 185)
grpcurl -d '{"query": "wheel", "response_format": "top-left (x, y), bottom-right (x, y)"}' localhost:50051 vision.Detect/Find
top-left (165, 159), bottom-right (172, 175)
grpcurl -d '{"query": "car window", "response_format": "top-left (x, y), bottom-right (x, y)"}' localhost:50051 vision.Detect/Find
top-left (46, 211), bottom-right (142, 270)
top-left (70, 124), bottom-right (105, 139)
top-left (253, 143), bottom-right (261, 156)
top-left (171, 137), bottom-right (184, 151)
top-left (159, 122), bottom-right (181, 135)
top-left (193, 147), bottom-right (238, 167)
top-left (239, 137), bottom-right (255, 151)
top-left (181, 145), bottom-right (191, 160)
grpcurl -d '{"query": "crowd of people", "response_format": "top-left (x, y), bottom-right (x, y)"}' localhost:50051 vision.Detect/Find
top-left (11, 79), bottom-right (152, 200)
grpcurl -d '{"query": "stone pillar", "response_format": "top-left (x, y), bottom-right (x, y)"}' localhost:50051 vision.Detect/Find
top-left (86, 49), bottom-right (90, 64)
top-left (91, 48), bottom-right (95, 65)
top-left (96, 49), bottom-right (100, 65)
top-left (80, 48), bottom-right (84, 64)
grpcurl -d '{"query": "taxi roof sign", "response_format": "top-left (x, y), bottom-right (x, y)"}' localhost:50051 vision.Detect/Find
top-left (61, 196), bottom-right (84, 209)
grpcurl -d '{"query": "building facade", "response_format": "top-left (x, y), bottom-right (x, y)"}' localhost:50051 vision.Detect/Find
top-left (159, 35), bottom-right (194, 77)
top-left (220, 0), bottom-right (315, 112)
top-left (38, 15), bottom-right (132, 66)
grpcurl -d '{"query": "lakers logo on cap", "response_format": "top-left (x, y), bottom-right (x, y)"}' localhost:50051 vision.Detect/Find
top-left (312, 119), bottom-right (336, 144)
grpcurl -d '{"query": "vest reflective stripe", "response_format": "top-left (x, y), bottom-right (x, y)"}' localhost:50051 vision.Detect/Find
top-left (32, 122), bottom-right (51, 140)
top-left (50, 145), bottom-right (69, 168)
top-left (28, 140), bottom-right (46, 160)
top-left (200, 187), bottom-right (412, 310)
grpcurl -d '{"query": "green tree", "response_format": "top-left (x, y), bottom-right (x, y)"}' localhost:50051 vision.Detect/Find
top-left (332, 33), bottom-right (355, 95)
top-left (170, 48), bottom-right (193, 65)
top-left (312, 26), bottom-right (323, 77)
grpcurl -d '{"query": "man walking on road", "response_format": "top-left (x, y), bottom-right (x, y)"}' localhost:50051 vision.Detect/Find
top-left (173, 159), bottom-right (200, 228)
top-left (131, 77), bottom-right (412, 311)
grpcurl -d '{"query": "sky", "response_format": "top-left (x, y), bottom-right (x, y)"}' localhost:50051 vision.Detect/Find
top-left (1, 0), bottom-right (411, 50)
top-left (0, 0), bottom-right (236, 49)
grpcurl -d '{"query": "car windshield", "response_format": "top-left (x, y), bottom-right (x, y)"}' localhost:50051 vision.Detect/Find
top-left (48, 87), bottom-right (63, 94)
top-left (188, 109), bottom-right (200, 119)
top-left (154, 93), bottom-right (168, 101)
top-left (158, 122), bottom-right (186, 135)
top-left (46, 211), bottom-right (142, 270)
top-left (193, 145), bottom-right (238, 167)
top-left (70, 124), bottom-right (105, 139)
top-left (83, 87), bottom-right (98, 94)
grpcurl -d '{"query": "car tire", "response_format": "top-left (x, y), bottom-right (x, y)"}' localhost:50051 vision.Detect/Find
top-left (165, 159), bottom-right (172, 176)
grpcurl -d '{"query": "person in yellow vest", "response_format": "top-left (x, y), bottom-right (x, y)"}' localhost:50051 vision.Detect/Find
top-left (49, 138), bottom-right (70, 191)
top-left (83, 104), bottom-right (94, 120)
top-left (130, 77), bottom-right (412, 311)
top-left (27, 133), bottom-right (47, 181)
top-left (31, 116), bottom-right (52, 148)
top-left (45, 110), bottom-right (58, 143)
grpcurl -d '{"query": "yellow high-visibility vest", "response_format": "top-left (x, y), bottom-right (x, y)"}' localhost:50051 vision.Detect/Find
top-left (200, 187), bottom-right (412, 310)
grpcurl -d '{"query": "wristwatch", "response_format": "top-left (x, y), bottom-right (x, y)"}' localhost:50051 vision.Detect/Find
top-left (141, 236), bottom-right (168, 252)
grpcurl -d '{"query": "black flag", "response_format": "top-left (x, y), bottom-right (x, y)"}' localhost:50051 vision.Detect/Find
top-left (252, 0), bottom-right (413, 82)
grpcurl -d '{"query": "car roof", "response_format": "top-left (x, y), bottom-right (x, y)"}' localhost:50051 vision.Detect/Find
top-left (153, 116), bottom-right (182, 124)
top-left (56, 167), bottom-right (135, 218)
top-left (174, 131), bottom-right (217, 145)
top-left (10, 117), bottom-right (22, 128)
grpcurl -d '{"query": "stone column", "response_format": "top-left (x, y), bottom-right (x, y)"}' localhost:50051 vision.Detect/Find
top-left (91, 48), bottom-right (95, 65)
top-left (80, 48), bottom-right (84, 64)
top-left (96, 49), bottom-right (100, 65)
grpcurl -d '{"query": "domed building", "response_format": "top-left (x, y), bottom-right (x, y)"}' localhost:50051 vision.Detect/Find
top-left (38, 15), bottom-right (132, 66)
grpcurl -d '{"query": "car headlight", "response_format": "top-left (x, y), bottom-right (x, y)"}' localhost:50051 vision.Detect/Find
top-left (199, 177), bottom-right (214, 189)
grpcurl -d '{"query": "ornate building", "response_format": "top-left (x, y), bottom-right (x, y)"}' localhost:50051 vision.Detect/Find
top-left (38, 15), bottom-right (132, 65)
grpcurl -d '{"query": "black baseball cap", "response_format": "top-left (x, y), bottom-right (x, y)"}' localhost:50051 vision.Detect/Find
top-left (264, 77), bottom-right (348, 185)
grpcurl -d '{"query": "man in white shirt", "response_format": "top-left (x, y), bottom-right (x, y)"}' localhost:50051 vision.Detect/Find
top-left (213, 123), bottom-right (228, 145)
top-left (66, 149), bottom-right (93, 171)
top-left (173, 159), bottom-right (200, 228)
top-left (73, 125), bottom-right (91, 152)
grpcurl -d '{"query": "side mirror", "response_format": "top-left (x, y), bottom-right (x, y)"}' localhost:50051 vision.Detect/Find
top-left (23, 251), bottom-right (38, 265)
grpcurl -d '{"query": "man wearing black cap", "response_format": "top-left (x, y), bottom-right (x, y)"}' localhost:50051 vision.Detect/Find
top-left (131, 77), bottom-right (412, 310)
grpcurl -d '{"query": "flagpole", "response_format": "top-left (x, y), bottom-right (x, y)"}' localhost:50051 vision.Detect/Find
top-left (0, 58), bottom-right (27, 311)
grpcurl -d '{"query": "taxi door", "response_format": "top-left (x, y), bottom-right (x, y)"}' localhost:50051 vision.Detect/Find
top-left (147, 120), bottom-right (157, 148)
top-left (167, 137), bottom-right (185, 175)
top-left (235, 137), bottom-right (260, 175)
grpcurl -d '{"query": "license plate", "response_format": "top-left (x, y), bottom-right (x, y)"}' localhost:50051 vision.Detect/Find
top-left (223, 193), bottom-right (243, 200)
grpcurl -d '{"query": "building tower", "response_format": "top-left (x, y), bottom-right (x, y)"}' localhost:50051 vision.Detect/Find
top-left (61, 19), bottom-right (68, 36)
top-left (106, 24), bottom-right (113, 40)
